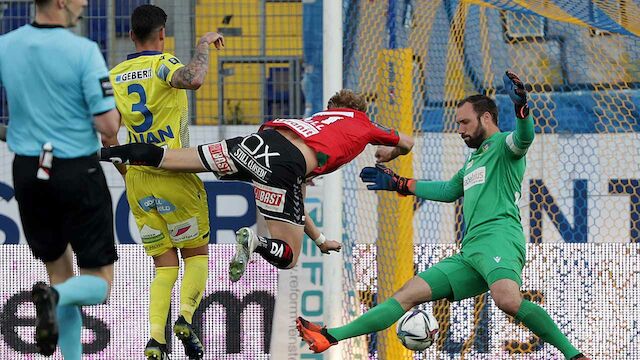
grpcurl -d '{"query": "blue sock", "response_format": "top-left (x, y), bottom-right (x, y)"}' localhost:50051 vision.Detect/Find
top-left (53, 275), bottom-right (108, 306)
top-left (56, 305), bottom-right (82, 360)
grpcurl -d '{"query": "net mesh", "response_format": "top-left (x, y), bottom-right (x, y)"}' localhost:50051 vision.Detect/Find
top-left (342, 0), bottom-right (640, 358)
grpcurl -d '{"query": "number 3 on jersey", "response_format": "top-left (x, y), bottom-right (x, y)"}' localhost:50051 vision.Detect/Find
top-left (128, 84), bottom-right (153, 132)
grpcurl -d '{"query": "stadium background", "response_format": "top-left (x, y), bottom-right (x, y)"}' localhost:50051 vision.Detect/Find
top-left (0, 0), bottom-right (639, 359)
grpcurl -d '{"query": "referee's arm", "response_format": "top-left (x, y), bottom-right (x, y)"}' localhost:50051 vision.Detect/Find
top-left (95, 108), bottom-right (120, 147)
top-left (82, 41), bottom-right (125, 174)
top-left (95, 108), bottom-right (126, 175)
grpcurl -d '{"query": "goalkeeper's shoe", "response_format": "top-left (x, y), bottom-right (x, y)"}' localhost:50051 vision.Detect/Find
top-left (173, 315), bottom-right (204, 360)
top-left (229, 227), bottom-right (258, 282)
top-left (144, 338), bottom-right (170, 360)
top-left (296, 316), bottom-right (338, 353)
top-left (31, 282), bottom-right (59, 356)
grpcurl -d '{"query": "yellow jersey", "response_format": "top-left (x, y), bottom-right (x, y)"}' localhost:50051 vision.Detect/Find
top-left (110, 51), bottom-right (189, 174)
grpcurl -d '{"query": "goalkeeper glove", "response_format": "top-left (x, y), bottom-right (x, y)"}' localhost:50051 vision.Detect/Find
top-left (503, 70), bottom-right (529, 119)
top-left (99, 143), bottom-right (165, 167)
top-left (359, 164), bottom-right (414, 196)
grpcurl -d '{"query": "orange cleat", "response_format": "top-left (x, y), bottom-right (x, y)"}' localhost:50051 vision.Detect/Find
top-left (296, 317), bottom-right (338, 353)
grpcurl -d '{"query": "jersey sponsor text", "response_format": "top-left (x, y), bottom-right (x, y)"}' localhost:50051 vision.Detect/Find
top-left (115, 68), bottom-right (153, 83)
top-left (271, 119), bottom-right (319, 137)
top-left (464, 166), bottom-right (486, 191)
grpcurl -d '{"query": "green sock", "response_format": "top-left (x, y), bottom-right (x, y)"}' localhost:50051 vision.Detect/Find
top-left (328, 297), bottom-right (406, 341)
top-left (515, 300), bottom-right (581, 359)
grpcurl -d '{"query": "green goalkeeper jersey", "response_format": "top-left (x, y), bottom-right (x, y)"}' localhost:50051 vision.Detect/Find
top-left (415, 115), bottom-right (535, 247)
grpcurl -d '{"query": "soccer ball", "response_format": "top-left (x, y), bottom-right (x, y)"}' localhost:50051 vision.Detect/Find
top-left (396, 309), bottom-right (438, 351)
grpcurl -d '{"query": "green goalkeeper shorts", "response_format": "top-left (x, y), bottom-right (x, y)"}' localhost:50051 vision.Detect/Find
top-left (418, 234), bottom-right (526, 301)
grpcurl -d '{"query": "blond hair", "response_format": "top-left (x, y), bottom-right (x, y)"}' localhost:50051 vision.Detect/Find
top-left (327, 89), bottom-right (367, 112)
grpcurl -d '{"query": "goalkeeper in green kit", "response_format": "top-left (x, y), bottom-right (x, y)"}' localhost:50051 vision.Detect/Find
top-left (297, 71), bottom-right (589, 360)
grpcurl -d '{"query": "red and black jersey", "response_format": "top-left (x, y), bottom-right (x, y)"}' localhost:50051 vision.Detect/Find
top-left (260, 108), bottom-right (400, 176)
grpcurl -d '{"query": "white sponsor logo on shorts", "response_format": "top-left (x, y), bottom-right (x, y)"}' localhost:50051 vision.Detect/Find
top-left (253, 182), bottom-right (286, 213)
top-left (230, 134), bottom-right (279, 181)
top-left (233, 147), bottom-right (269, 180)
top-left (241, 134), bottom-right (280, 168)
top-left (203, 142), bottom-right (237, 175)
top-left (168, 217), bottom-right (199, 242)
top-left (494, 256), bottom-right (501, 263)
top-left (463, 166), bottom-right (486, 191)
top-left (140, 225), bottom-right (164, 244)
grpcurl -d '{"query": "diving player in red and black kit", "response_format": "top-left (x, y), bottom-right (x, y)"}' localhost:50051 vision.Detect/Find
top-left (100, 89), bottom-right (414, 281)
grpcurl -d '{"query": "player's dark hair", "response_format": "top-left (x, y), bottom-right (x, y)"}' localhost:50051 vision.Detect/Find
top-left (327, 89), bottom-right (368, 112)
top-left (131, 5), bottom-right (167, 44)
top-left (458, 94), bottom-right (499, 125)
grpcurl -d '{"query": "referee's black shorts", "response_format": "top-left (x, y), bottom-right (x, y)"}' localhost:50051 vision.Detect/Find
top-left (12, 154), bottom-right (118, 268)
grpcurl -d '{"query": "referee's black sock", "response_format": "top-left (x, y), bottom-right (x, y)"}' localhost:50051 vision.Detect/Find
top-left (254, 237), bottom-right (294, 269)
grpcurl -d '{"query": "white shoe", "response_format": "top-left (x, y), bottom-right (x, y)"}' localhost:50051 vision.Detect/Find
top-left (229, 227), bottom-right (258, 282)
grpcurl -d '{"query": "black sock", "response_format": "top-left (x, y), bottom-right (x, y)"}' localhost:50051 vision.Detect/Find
top-left (254, 236), bottom-right (293, 269)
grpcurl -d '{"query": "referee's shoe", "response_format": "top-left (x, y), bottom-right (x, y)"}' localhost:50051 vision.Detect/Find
top-left (31, 281), bottom-right (59, 356)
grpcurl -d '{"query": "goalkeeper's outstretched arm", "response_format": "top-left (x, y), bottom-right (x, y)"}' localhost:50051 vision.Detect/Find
top-left (359, 164), bottom-right (464, 202)
top-left (413, 172), bottom-right (464, 202)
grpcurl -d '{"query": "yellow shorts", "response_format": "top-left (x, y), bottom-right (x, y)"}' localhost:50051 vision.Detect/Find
top-left (125, 169), bottom-right (210, 257)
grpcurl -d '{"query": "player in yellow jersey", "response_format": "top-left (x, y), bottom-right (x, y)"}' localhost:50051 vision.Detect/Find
top-left (109, 5), bottom-right (223, 360)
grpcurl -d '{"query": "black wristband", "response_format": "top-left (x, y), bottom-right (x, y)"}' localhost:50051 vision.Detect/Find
top-left (396, 177), bottom-right (413, 195)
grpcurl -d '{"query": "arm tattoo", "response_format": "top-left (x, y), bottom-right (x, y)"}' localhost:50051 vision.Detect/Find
top-left (171, 41), bottom-right (210, 89)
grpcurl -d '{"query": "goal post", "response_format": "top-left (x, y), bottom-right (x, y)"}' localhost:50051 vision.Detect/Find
top-left (322, 1), bottom-right (346, 360)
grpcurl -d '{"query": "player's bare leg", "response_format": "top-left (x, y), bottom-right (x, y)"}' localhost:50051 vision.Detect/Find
top-left (490, 279), bottom-right (588, 360)
top-left (229, 220), bottom-right (303, 282)
top-left (44, 245), bottom-right (75, 285)
top-left (392, 275), bottom-right (433, 309)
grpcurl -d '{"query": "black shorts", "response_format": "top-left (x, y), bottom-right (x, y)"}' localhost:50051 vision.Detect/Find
top-left (13, 154), bottom-right (117, 268)
top-left (197, 129), bottom-right (307, 225)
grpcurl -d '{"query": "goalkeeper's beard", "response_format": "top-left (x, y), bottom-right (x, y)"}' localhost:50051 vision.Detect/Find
top-left (463, 123), bottom-right (487, 149)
